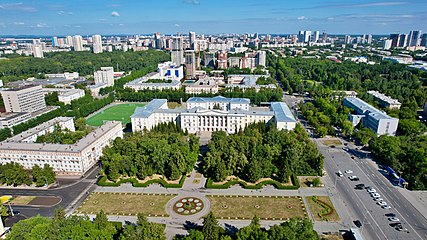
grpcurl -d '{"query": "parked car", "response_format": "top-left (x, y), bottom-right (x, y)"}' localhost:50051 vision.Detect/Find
top-left (348, 176), bottom-right (359, 181)
top-left (355, 184), bottom-right (365, 190)
top-left (371, 193), bottom-right (381, 198)
top-left (337, 171), bottom-right (343, 177)
top-left (382, 205), bottom-right (392, 209)
top-left (345, 170), bottom-right (353, 174)
top-left (365, 186), bottom-right (373, 190)
top-left (367, 188), bottom-right (377, 193)
top-left (354, 220), bottom-right (362, 228)
top-left (385, 213), bottom-right (397, 217)
top-left (374, 197), bottom-right (383, 201)
top-left (377, 201), bottom-right (388, 206)
top-left (388, 217), bottom-right (400, 222)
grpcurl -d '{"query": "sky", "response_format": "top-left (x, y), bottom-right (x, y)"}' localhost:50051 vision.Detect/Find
top-left (0, 0), bottom-right (426, 36)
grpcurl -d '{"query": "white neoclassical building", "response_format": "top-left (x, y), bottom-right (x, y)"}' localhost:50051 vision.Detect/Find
top-left (0, 117), bottom-right (123, 175)
top-left (131, 96), bottom-right (296, 134)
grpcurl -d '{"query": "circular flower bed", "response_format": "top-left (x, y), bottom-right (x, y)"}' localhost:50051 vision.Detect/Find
top-left (173, 197), bottom-right (204, 215)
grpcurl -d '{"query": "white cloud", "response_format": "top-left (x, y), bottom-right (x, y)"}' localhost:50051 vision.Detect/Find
top-left (183, 0), bottom-right (200, 5)
top-left (13, 22), bottom-right (25, 25)
top-left (0, 23), bottom-right (6, 28)
top-left (111, 11), bottom-right (120, 17)
top-left (74, 25), bottom-right (81, 28)
top-left (174, 23), bottom-right (180, 27)
top-left (354, 1), bottom-right (407, 7)
top-left (58, 10), bottom-right (73, 15)
top-left (108, 4), bottom-right (121, 7)
top-left (0, 3), bottom-right (36, 12)
top-left (119, 23), bottom-right (124, 26)
top-left (297, 16), bottom-right (307, 21)
top-left (36, 23), bottom-right (47, 28)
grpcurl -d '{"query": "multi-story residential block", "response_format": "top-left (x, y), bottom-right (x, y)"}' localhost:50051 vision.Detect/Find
top-left (94, 67), bottom-right (115, 87)
top-left (72, 35), bottom-right (83, 51)
top-left (92, 34), bottom-right (103, 53)
top-left (131, 97), bottom-right (296, 134)
top-left (185, 50), bottom-right (196, 79)
top-left (0, 118), bottom-right (123, 175)
top-left (171, 37), bottom-right (184, 66)
top-left (367, 90), bottom-right (401, 109)
top-left (1, 85), bottom-right (46, 113)
top-left (343, 97), bottom-right (399, 136)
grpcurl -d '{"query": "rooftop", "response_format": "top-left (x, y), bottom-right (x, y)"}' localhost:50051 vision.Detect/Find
top-left (344, 97), bottom-right (396, 120)
top-left (367, 90), bottom-right (401, 105)
top-left (0, 120), bottom-right (121, 153)
top-left (187, 96), bottom-right (251, 104)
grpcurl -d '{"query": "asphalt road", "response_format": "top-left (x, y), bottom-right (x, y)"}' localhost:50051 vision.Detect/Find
top-left (1, 165), bottom-right (100, 218)
top-left (319, 141), bottom-right (427, 240)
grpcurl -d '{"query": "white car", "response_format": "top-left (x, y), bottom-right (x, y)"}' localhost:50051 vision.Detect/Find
top-left (388, 217), bottom-right (400, 222)
top-left (337, 171), bottom-right (343, 177)
top-left (374, 198), bottom-right (383, 201)
top-left (345, 170), bottom-right (353, 174)
top-left (367, 188), bottom-right (377, 193)
top-left (382, 205), bottom-right (392, 209)
top-left (371, 193), bottom-right (381, 198)
top-left (377, 201), bottom-right (388, 206)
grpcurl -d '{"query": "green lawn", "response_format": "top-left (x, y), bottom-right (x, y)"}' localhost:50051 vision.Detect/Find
top-left (86, 103), bottom-right (145, 126)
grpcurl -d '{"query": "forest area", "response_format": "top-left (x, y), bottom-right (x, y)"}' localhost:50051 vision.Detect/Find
top-left (267, 53), bottom-right (427, 190)
top-left (0, 50), bottom-right (170, 82)
top-left (101, 123), bottom-right (199, 181)
top-left (202, 123), bottom-right (323, 183)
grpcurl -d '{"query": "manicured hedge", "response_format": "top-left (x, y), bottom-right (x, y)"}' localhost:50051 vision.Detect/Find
top-left (97, 175), bottom-right (186, 188)
top-left (205, 175), bottom-right (300, 190)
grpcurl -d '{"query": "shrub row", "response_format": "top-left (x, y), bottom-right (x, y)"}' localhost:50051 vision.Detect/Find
top-left (205, 175), bottom-right (300, 190)
top-left (97, 175), bottom-right (186, 188)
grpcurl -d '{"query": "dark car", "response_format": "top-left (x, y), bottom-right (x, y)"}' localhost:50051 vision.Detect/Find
top-left (330, 145), bottom-right (336, 148)
top-left (386, 213), bottom-right (397, 217)
top-left (354, 220), bottom-right (362, 228)
top-left (355, 184), bottom-right (365, 189)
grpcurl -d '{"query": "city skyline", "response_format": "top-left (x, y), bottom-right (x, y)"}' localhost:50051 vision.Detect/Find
top-left (0, 0), bottom-right (426, 35)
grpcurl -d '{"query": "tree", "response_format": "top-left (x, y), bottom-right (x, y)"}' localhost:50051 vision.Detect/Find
top-left (0, 204), bottom-right (8, 217)
top-left (202, 212), bottom-right (220, 240)
top-left (236, 216), bottom-right (268, 240)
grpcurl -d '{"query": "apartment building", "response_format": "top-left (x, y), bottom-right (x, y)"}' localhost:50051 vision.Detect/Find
top-left (0, 118), bottom-right (123, 175)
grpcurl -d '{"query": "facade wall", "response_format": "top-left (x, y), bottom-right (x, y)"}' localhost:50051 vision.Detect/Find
top-left (0, 121), bottom-right (123, 175)
top-left (1, 85), bottom-right (46, 113)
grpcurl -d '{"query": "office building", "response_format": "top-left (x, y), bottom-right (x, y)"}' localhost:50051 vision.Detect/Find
top-left (94, 67), bottom-right (114, 87)
top-left (154, 32), bottom-right (163, 49)
top-left (343, 97), bottom-right (399, 136)
top-left (367, 90), bottom-right (401, 110)
top-left (171, 37), bottom-right (184, 66)
top-left (298, 31), bottom-right (312, 43)
top-left (408, 30), bottom-right (422, 47)
top-left (72, 35), bottom-right (83, 51)
top-left (226, 74), bottom-right (276, 92)
top-left (322, 32), bottom-right (328, 43)
top-left (367, 34), bottom-right (373, 44)
top-left (0, 118), bottom-right (123, 175)
top-left (390, 34), bottom-right (400, 48)
top-left (1, 85), bottom-right (46, 113)
top-left (421, 33), bottom-right (427, 47)
top-left (32, 44), bottom-right (44, 58)
top-left (313, 31), bottom-right (320, 43)
top-left (92, 34), bottom-right (103, 54)
top-left (383, 39), bottom-right (392, 50)
top-left (398, 34), bottom-right (409, 47)
top-left (131, 97), bottom-right (297, 134)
